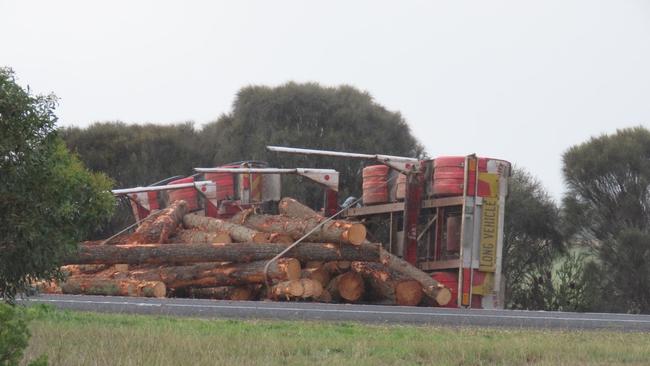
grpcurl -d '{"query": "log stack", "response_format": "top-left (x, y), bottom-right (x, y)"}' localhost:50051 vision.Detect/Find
top-left (39, 197), bottom-right (451, 307)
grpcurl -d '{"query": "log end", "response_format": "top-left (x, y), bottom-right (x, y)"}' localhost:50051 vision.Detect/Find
top-left (287, 281), bottom-right (305, 297)
top-left (302, 267), bottom-right (331, 287)
top-left (346, 224), bottom-right (367, 245)
top-left (300, 278), bottom-right (323, 298)
top-left (273, 280), bottom-right (304, 298)
top-left (435, 287), bottom-right (453, 306)
top-left (142, 281), bottom-right (167, 298)
top-left (281, 258), bottom-right (302, 281)
top-left (338, 272), bottom-right (364, 302)
top-left (395, 280), bottom-right (424, 306)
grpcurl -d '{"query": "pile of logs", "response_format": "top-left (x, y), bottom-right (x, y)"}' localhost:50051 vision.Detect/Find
top-left (38, 198), bottom-right (451, 307)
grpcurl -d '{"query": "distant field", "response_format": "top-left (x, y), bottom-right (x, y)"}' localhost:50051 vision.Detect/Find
top-left (22, 306), bottom-right (650, 366)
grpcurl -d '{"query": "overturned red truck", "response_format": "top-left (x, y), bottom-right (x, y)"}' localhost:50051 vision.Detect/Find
top-left (114, 146), bottom-right (511, 309)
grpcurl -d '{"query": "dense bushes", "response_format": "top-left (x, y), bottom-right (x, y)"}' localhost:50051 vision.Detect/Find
top-left (0, 303), bottom-right (47, 366)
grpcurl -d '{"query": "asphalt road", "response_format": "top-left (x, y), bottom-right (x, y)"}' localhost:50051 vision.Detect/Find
top-left (18, 294), bottom-right (650, 331)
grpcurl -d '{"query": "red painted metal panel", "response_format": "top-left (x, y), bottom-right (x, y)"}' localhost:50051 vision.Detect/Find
top-left (431, 271), bottom-right (458, 308)
top-left (204, 172), bottom-right (235, 201)
top-left (432, 271), bottom-right (482, 308)
top-left (131, 196), bottom-right (150, 221)
top-left (168, 177), bottom-right (200, 211)
top-left (129, 191), bottom-right (160, 221)
top-left (147, 192), bottom-right (160, 210)
top-left (324, 188), bottom-right (339, 217)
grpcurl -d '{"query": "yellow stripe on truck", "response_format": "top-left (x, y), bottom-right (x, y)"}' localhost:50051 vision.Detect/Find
top-left (479, 173), bottom-right (499, 272)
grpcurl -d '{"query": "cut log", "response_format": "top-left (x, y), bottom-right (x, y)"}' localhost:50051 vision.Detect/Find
top-left (314, 289), bottom-right (332, 303)
top-left (232, 208), bottom-right (366, 246)
top-left (182, 214), bottom-right (270, 243)
top-left (60, 276), bottom-right (166, 298)
top-left (305, 261), bottom-right (324, 269)
top-left (301, 278), bottom-right (323, 298)
top-left (128, 200), bottom-right (188, 244)
top-left (269, 280), bottom-right (303, 299)
top-left (268, 233), bottom-right (294, 244)
top-left (301, 266), bottom-right (331, 288)
top-left (395, 281), bottom-right (424, 306)
top-left (32, 280), bottom-right (62, 294)
top-left (380, 248), bottom-right (452, 306)
top-left (278, 197), bottom-right (324, 220)
top-left (171, 229), bottom-right (232, 244)
top-left (351, 262), bottom-right (423, 306)
top-left (269, 279), bottom-right (323, 300)
top-left (327, 272), bottom-right (364, 302)
top-left (66, 242), bottom-right (382, 265)
top-left (324, 261), bottom-right (351, 275)
top-left (60, 264), bottom-right (110, 276)
top-left (127, 258), bottom-right (300, 289)
top-left (278, 197), bottom-right (367, 245)
top-left (189, 286), bottom-right (254, 301)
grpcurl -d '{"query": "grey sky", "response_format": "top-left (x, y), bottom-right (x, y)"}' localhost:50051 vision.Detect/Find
top-left (3, 0), bottom-right (649, 200)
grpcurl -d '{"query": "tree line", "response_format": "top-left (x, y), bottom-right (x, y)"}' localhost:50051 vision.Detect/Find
top-left (504, 127), bottom-right (650, 314)
top-left (62, 82), bottom-right (423, 209)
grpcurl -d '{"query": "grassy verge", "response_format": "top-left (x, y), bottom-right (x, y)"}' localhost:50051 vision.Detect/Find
top-left (22, 306), bottom-right (650, 366)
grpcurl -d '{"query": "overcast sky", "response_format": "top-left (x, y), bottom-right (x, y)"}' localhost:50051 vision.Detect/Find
top-left (2, 0), bottom-right (649, 200)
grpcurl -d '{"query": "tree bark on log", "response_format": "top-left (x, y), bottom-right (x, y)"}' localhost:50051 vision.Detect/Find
top-left (60, 264), bottom-right (110, 276)
top-left (268, 233), bottom-right (294, 244)
top-left (127, 259), bottom-right (300, 289)
top-left (380, 248), bottom-right (452, 306)
top-left (183, 214), bottom-right (270, 243)
top-left (60, 276), bottom-right (166, 298)
top-left (66, 242), bottom-right (382, 265)
top-left (278, 197), bottom-right (367, 245)
top-left (170, 229), bottom-right (232, 244)
top-left (351, 261), bottom-right (423, 306)
top-left (189, 286), bottom-right (254, 300)
top-left (327, 272), bottom-right (364, 303)
top-left (278, 197), bottom-right (325, 220)
top-left (129, 201), bottom-right (183, 244)
top-left (128, 200), bottom-right (188, 244)
top-left (232, 208), bottom-right (366, 246)
top-left (305, 261), bottom-right (324, 269)
top-left (269, 279), bottom-right (323, 300)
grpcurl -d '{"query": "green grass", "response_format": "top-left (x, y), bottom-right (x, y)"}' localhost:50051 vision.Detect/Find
top-left (21, 306), bottom-right (650, 366)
